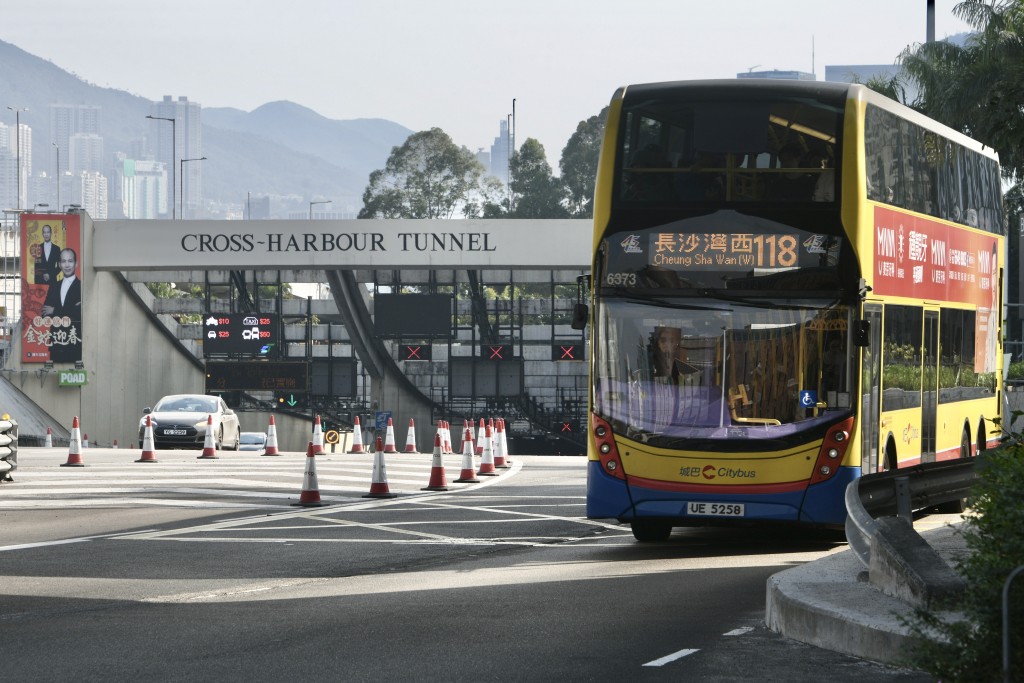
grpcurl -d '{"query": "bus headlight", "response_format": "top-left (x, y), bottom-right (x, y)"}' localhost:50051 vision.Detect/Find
top-left (595, 425), bottom-right (607, 438)
top-left (828, 448), bottom-right (840, 459)
top-left (600, 443), bottom-right (611, 454)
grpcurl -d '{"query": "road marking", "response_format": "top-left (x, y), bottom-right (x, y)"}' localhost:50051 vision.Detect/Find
top-left (723, 626), bottom-right (754, 636)
top-left (642, 648), bottom-right (700, 667)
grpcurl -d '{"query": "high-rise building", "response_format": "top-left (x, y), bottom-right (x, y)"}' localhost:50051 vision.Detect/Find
top-left (49, 104), bottom-right (101, 177)
top-left (490, 119), bottom-right (510, 183)
top-left (149, 96), bottom-right (202, 218)
top-left (118, 158), bottom-right (167, 219)
top-left (69, 133), bottom-right (104, 174)
top-left (71, 170), bottom-right (108, 219)
top-left (0, 121), bottom-right (32, 210)
top-left (737, 69), bottom-right (815, 80)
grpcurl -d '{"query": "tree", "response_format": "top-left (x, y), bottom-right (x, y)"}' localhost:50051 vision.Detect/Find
top-left (559, 108), bottom-right (607, 218)
top-left (509, 138), bottom-right (568, 218)
top-left (899, 0), bottom-right (1024, 185)
top-left (358, 128), bottom-right (486, 219)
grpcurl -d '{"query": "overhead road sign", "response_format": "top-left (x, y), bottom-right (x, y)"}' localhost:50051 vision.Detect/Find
top-left (92, 219), bottom-right (592, 271)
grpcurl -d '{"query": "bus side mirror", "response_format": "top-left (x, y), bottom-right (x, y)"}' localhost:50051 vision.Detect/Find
top-left (854, 320), bottom-right (870, 347)
top-left (571, 303), bottom-right (589, 330)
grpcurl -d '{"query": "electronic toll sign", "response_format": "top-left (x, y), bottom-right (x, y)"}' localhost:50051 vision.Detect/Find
top-left (205, 361), bottom-right (308, 392)
top-left (203, 313), bottom-right (278, 356)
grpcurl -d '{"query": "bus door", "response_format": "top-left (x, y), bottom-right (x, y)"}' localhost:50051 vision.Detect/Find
top-left (920, 308), bottom-right (939, 463)
top-left (860, 305), bottom-right (882, 473)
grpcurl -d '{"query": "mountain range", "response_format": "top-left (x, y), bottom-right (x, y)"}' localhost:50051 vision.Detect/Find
top-left (0, 39), bottom-right (413, 216)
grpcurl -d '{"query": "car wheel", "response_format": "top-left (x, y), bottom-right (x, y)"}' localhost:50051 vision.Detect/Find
top-left (231, 429), bottom-right (240, 451)
top-left (216, 428), bottom-right (223, 450)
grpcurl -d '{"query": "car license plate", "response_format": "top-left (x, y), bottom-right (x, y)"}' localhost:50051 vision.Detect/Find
top-left (686, 501), bottom-right (745, 517)
top-left (163, 429), bottom-right (187, 436)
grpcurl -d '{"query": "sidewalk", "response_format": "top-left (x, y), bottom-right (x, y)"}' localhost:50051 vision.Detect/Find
top-left (765, 515), bottom-right (968, 665)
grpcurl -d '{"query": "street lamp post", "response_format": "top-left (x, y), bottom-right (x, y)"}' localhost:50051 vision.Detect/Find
top-left (309, 200), bottom-right (331, 220)
top-left (7, 107), bottom-right (27, 210)
top-left (52, 142), bottom-right (60, 212)
top-left (146, 114), bottom-right (176, 219)
top-left (180, 157), bottom-right (207, 219)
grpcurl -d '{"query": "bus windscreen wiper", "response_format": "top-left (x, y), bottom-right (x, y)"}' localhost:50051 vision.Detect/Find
top-left (700, 290), bottom-right (840, 311)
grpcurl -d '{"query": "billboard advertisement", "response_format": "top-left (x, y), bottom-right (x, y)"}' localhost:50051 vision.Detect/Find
top-left (21, 213), bottom-right (83, 364)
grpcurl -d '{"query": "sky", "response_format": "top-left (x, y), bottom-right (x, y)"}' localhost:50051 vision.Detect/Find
top-left (3, 1), bottom-right (975, 165)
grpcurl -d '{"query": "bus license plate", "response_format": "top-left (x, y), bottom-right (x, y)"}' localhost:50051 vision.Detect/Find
top-left (163, 429), bottom-right (187, 436)
top-left (686, 502), bottom-right (744, 517)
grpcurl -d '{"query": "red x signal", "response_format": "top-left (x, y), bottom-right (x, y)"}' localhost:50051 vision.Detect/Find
top-left (405, 346), bottom-right (422, 360)
top-left (560, 422), bottom-right (573, 432)
top-left (552, 344), bottom-right (582, 361)
top-left (488, 345), bottom-right (504, 360)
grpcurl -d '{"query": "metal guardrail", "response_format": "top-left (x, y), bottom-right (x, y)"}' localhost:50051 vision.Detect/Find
top-left (0, 418), bottom-right (19, 482)
top-left (845, 458), bottom-right (978, 568)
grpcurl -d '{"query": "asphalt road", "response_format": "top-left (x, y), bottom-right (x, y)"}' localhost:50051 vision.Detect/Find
top-left (0, 448), bottom-right (932, 682)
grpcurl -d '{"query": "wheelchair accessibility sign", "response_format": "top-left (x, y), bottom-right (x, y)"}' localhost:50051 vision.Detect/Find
top-left (798, 390), bottom-right (818, 408)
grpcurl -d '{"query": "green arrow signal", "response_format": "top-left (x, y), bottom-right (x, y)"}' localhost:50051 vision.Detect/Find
top-left (286, 394), bottom-right (297, 407)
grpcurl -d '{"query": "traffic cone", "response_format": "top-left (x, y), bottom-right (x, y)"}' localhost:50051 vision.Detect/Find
top-left (198, 415), bottom-right (219, 459)
top-left (454, 428), bottom-right (480, 483)
top-left (136, 415), bottom-right (158, 463)
top-left (312, 415), bottom-right (325, 454)
top-left (349, 416), bottom-right (365, 453)
top-left (460, 419), bottom-right (473, 455)
top-left (421, 433), bottom-right (449, 491)
top-left (263, 415), bottom-right (281, 456)
top-left (292, 441), bottom-right (325, 507)
top-left (499, 418), bottom-right (510, 464)
top-left (383, 417), bottom-right (398, 453)
top-left (112, 439), bottom-right (119, 449)
top-left (478, 421), bottom-right (498, 476)
top-left (44, 426), bottom-right (52, 448)
top-left (61, 416), bottom-right (85, 467)
top-left (404, 418), bottom-right (418, 454)
top-left (442, 421), bottom-right (453, 454)
top-left (475, 418), bottom-right (485, 455)
top-left (494, 418), bottom-right (508, 468)
top-left (364, 436), bottom-right (398, 498)
top-left (82, 433), bottom-right (89, 449)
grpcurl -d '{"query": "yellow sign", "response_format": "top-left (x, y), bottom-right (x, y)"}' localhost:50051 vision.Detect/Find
top-left (325, 429), bottom-right (340, 445)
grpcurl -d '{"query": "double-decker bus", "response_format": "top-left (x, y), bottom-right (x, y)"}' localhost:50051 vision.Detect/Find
top-left (583, 80), bottom-right (1005, 541)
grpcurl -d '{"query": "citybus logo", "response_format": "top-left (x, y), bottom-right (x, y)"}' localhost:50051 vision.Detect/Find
top-left (902, 423), bottom-right (920, 445)
top-left (702, 465), bottom-right (717, 480)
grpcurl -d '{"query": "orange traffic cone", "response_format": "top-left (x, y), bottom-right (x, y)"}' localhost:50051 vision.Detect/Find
top-left (499, 418), bottom-right (511, 465)
top-left (459, 419), bottom-right (472, 455)
top-left (421, 433), bottom-right (449, 491)
top-left (403, 418), bottom-right (418, 453)
top-left (442, 420), bottom-right (452, 454)
top-left (475, 418), bottom-right (485, 455)
top-left (112, 439), bottom-right (119, 449)
top-left (454, 427), bottom-right (480, 483)
top-left (61, 416), bottom-right (85, 467)
top-left (136, 415), bottom-right (158, 463)
top-left (349, 416), bottom-right (365, 453)
top-left (478, 421), bottom-right (497, 476)
top-left (312, 415), bottom-right (325, 454)
top-left (197, 415), bottom-right (219, 459)
top-left (364, 436), bottom-right (398, 498)
top-left (494, 418), bottom-right (508, 468)
top-left (383, 417), bottom-right (398, 453)
top-left (82, 433), bottom-right (89, 449)
top-left (292, 441), bottom-right (325, 507)
top-left (263, 415), bottom-right (281, 456)
top-left (44, 426), bottom-right (53, 448)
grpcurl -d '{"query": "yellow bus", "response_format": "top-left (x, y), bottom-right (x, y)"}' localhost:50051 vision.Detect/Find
top-left (582, 79), bottom-right (1004, 541)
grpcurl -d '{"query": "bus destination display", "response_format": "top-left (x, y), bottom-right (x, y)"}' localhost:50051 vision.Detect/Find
top-left (646, 232), bottom-right (814, 270)
top-left (203, 313), bottom-right (277, 356)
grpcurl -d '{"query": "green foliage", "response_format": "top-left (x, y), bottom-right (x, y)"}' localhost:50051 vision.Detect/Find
top-left (509, 138), bottom-right (568, 218)
top-left (358, 128), bottom-right (486, 219)
top-left (899, 0), bottom-right (1024, 187)
top-left (1009, 360), bottom-right (1024, 380)
top-left (903, 435), bottom-right (1024, 681)
top-left (559, 108), bottom-right (607, 217)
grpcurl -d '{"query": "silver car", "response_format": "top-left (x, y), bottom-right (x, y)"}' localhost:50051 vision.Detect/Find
top-left (138, 394), bottom-right (240, 450)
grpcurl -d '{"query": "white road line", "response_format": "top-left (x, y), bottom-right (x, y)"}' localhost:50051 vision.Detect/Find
top-left (642, 648), bottom-right (700, 667)
top-left (723, 626), bottom-right (754, 636)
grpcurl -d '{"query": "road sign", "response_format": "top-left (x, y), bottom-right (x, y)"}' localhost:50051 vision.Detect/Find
top-left (324, 430), bottom-right (340, 445)
top-left (374, 411), bottom-right (392, 432)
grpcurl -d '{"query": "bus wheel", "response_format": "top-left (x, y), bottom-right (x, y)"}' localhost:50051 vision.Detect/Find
top-left (959, 428), bottom-right (972, 459)
top-left (631, 520), bottom-right (673, 542)
top-left (883, 437), bottom-right (898, 472)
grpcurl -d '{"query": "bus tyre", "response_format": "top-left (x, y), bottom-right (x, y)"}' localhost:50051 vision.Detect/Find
top-left (631, 520), bottom-right (672, 542)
